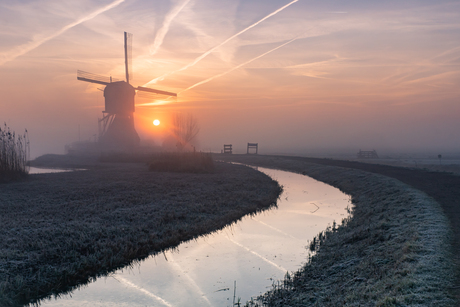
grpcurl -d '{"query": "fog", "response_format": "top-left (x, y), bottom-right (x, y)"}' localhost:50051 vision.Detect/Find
top-left (1, 0), bottom-right (460, 159)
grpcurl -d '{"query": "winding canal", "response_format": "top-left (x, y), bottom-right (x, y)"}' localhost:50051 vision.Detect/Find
top-left (40, 167), bottom-right (351, 307)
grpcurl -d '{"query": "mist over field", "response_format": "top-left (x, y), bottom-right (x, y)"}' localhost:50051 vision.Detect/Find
top-left (1, 0), bottom-right (460, 158)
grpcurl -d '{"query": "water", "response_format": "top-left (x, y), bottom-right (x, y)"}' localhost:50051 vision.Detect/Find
top-left (29, 167), bottom-right (84, 174)
top-left (40, 167), bottom-right (351, 307)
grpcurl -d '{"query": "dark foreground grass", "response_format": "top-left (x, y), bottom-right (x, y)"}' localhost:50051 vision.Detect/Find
top-left (218, 154), bottom-right (455, 307)
top-left (0, 159), bottom-right (281, 306)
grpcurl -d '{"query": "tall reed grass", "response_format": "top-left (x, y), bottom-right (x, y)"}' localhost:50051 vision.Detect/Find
top-left (0, 123), bottom-right (29, 181)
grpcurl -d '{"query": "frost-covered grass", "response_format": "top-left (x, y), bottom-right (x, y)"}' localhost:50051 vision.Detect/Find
top-left (219, 155), bottom-right (456, 307)
top-left (0, 124), bottom-right (29, 182)
top-left (0, 159), bottom-right (281, 306)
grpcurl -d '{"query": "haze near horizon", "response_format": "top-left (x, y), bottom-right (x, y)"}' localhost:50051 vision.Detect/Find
top-left (1, 0), bottom-right (459, 158)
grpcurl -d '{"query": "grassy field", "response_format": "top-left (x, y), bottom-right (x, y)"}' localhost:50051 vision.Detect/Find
top-left (218, 154), bottom-right (455, 306)
top-left (0, 157), bottom-right (281, 306)
top-left (3, 152), bottom-right (456, 306)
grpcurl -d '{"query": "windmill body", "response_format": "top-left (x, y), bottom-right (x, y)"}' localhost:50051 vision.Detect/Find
top-left (77, 32), bottom-right (176, 150)
top-left (100, 81), bottom-right (138, 148)
top-left (104, 81), bottom-right (135, 114)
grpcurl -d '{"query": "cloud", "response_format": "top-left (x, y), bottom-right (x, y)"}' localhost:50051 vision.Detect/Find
top-left (142, 0), bottom-right (300, 86)
top-left (0, 0), bottom-right (125, 66)
top-left (149, 0), bottom-right (191, 56)
top-left (180, 35), bottom-right (302, 94)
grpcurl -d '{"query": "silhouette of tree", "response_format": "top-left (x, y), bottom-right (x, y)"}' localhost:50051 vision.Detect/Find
top-left (172, 113), bottom-right (200, 151)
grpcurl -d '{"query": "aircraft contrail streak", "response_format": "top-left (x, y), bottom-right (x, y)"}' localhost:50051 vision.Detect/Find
top-left (179, 36), bottom-right (301, 94)
top-left (0, 0), bottom-right (125, 66)
top-left (252, 218), bottom-right (301, 241)
top-left (149, 0), bottom-right (191, 56)
top-left (143, 0), bottom-right (300, 86)
top-left (226, 236), bottom-right (287, 273)
top-left (166, 252), bottom-right (213, 306)
top-left (113, 276), bottom-right (174, 307)
top-left (136, 100), bottom-right (174, 107)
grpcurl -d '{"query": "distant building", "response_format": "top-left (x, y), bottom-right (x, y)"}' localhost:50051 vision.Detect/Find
top-left (357, 149), bottom-right (379, 159)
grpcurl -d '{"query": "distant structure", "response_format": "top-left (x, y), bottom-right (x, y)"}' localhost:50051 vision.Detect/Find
top-left (77, 32), bottom-right (176, 150)
top-left (357, 149), bottom-right (379, 159)
top-left (223, 144), bottom-right (232, 154)
top-left (247, 143), bottom-right (258, 154)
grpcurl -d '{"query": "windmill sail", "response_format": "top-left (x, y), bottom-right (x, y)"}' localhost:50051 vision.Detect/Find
top-left (76, 31), bottom-right (177, 149)
top-left (77, 70), bottom-right (121, 85)
top-left (124, 32), bottom-right (133, 84)
top-left (136, 86), bottom-right (177, 97)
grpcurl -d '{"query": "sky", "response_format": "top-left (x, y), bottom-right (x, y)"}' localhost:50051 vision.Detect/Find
top-left (1, 0), bottom-right (460, 158)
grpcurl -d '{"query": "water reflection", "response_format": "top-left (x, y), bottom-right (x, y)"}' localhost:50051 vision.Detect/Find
top-left (40, 167), bottom-right (351, 307)
top-left (29, 167), bottom-right (82, 174)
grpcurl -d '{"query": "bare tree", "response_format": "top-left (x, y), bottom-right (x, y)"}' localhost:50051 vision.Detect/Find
top-left (171, 113), bottom-right (200, 151)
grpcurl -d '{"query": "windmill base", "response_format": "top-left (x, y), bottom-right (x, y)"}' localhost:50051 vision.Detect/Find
top-left (99, 114), bottom-right (140, 149)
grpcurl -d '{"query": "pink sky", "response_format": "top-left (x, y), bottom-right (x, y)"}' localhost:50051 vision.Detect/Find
top-left (1, 0), bottom-right (460, 158)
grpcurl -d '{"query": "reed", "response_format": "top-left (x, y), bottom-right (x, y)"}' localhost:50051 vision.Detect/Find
top-left (0, 123), bottom-right (29, 182)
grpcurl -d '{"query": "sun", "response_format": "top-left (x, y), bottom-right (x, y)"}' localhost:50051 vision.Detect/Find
top-left (153, 119), bottom-right (160, 126)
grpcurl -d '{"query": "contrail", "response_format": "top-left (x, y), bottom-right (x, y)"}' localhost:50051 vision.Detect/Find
top-left (252, 218), bottom-right (301, 241)
top-left (150, 0), bottom-right (191, 56)
top-left (143, 0), bottom-right (300, 86)
top-left (226, 236), bottom-right (287, 273)
top-left (136, 99), bottom-right (175, 107)
top-left (0, 0), bottom-right (125, 66)
top-left (165, 252), bottom-right (213, 306)
top-left (179, 35), bottom-right (301, 94)
top-left (137, 34), bottom-right (298, 105)
top-left (113, 276), bottom-right (174, 307)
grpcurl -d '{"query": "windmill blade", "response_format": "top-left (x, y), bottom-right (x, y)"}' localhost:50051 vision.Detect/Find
top-left (124, 32), bottom-right (133, 84)
top-left (136, 86), bottom-right (177, 97)
top-left (136, 90), bottom-right (178, 100)
top-left (77, 70), bottom-right (112, 86)
top-left (136, 90), bottom-right (163, 99)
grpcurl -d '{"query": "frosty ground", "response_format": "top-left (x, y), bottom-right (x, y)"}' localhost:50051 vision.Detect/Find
top-left (0, 158), bottom-right (281, 306)
top-left (1, 153), bottom-right (458, 306)
top-left (219, 155), bottom-right (457, 306)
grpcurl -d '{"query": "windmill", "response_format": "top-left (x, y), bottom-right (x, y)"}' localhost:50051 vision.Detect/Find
top-left (77, 32), bottom-right (176, 149)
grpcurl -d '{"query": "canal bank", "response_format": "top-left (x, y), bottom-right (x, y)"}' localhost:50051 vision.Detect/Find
top-left (0, 160), bottom-right (281, 306)
top-left (2, 154), bottom-right (456, 306)
top-left (219, 155), bottom-right (455, 306)
top-left (38, 167), bottom-right (351, 306)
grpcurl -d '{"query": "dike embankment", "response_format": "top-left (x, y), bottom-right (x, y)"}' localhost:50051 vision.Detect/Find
top-left (218, 154), bottom-right (456, 306)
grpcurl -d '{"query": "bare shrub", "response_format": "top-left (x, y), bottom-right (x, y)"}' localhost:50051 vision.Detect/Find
top-left (171, 113), bottom-right (200, 151)
top-left (0, 123), bottom-right (29, 182)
